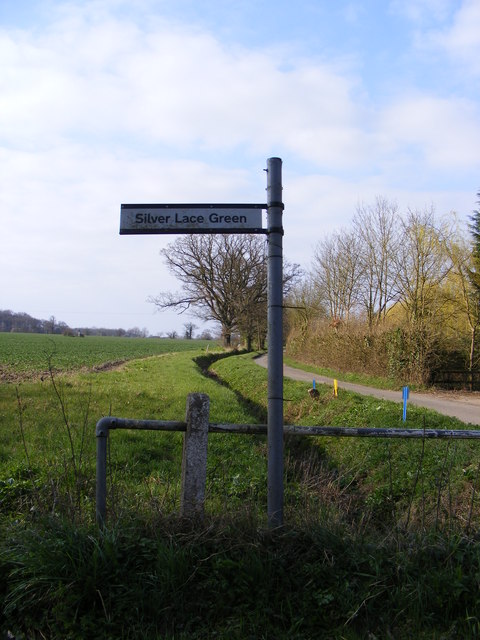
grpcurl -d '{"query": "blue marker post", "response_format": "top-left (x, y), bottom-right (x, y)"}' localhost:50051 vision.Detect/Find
top-left (402, 386), bottom-right (409, 422)
top-left (309, 378), bottom-right (320, 399)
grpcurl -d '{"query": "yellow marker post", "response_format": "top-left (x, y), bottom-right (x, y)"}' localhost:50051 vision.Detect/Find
top-left (333, 379), bottom-right (338, 397)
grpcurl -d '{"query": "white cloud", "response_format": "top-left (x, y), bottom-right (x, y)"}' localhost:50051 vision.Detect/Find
top-left (389, 0), bottom-right (454, 24)
top-left (0, 5), bottom-right (365, 168)
top-left (342, 3), bottom-right (364, 24)
top-left (428, 0), bottom-right (480, 76)
top-left (10, 1), bottom-right (477, 186)
top-left (379, 94), bottom-right (480, 171)
top-left (391, 0), bottom-right (480, 78)
top-left (1, 1), bottom-right (479, 333)
top-left (378, 94), bottom-right (480, 169)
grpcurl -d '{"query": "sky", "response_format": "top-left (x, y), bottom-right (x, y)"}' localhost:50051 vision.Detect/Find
top-left (1, 0), bottom-right (479, 336)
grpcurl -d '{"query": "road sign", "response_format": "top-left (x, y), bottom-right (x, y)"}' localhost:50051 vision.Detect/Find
top-left (120, 203), bottom-right (266, 235)
top-left (119, 159), bottom-right (284, 527)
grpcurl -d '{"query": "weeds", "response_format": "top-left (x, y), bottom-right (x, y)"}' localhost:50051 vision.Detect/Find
top-left (467, 460), bottom-right (480, 534)
top-left (406, 417), bottom-right (427, 529)
top-left (46, 353), bottom-right (93, 521)
top-left (3, 515), bottom-right (480, 639)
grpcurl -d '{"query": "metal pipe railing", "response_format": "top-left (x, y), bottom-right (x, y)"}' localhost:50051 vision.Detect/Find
top-left (96, 413), bottom-right (480, 526)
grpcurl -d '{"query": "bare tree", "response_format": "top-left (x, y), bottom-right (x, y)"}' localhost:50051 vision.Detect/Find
top-left (394, 208), bottom-right (452, 327)
top-left (353, 197), bottom-right (400, 329)
top-left (392, 207), bottom-right (454, 380)
top-left (150, 235), bottom-right (241, 346)
top-left (444, 196), bottom-right (480, 374)
top-left (149, 234), bottom-right (300, 348)
top-left (233, 252), bottom-right (301, 349)
top-left (183, 322), bottom-right (198, 340)
top-left (284, 278), bottom-right (326, 337)
top-left (311, 229), bottom-right (363, 323)
top-left (48, 315), bottom-right (56, 334)
top-left (447, 233), bottom-right (479, 373)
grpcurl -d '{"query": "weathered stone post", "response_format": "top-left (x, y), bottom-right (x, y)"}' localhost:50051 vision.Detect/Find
top-left (180, 393), bottom-right (210, 518)
top-left (95, 417), bottom-right (110, 527)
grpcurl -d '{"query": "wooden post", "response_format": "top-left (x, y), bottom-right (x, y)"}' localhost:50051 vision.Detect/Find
top-left (180, 393), bottom-right (210, 518)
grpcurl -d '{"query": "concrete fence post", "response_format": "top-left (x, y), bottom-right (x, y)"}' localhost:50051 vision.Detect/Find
top-left (180, 393), bottom-right (210, 518)
top-left (95, 417), bottom-right (110, 526)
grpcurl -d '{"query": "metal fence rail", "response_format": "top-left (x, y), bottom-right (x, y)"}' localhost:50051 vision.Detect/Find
top-left (97, 417), bottom-right (480, 439)
top-left (96, 404), bottom-right (480, 526)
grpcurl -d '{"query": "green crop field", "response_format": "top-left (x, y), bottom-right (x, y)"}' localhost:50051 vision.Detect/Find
top-left (0, 332), bottom-right (216, 381)
top-left (0, 343), bottom-right (265, 520)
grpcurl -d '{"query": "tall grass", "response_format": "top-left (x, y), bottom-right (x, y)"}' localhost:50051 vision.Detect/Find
top-left (3, 515), bottom-right (480, 639)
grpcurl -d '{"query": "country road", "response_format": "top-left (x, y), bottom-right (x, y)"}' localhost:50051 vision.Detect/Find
top-left (255, 354), bottom-right (480, 426)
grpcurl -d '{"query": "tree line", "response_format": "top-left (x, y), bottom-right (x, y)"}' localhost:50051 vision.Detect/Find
top-left (151, 193), bottom-right (480, 386)
top-left (0, 310), bottom-right (149, 338)
top-left (0, 309), bottom-right (213, 340)
top-left (287, 195), bottom-right (480, 384)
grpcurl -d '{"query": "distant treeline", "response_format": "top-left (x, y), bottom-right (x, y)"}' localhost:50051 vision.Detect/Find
top-left (0, 309), bottom-right (149, 338)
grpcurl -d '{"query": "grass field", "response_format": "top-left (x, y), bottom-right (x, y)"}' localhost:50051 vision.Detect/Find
top-left (2, 337), bottom-right (480, 638)
top-left (0, 332), bottom-right (216, 381)
top-left (0, 339), bottom-right (263, 521)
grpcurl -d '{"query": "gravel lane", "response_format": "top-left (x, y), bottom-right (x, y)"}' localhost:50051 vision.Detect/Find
top-left (255, 354), bottom-right (480, 426)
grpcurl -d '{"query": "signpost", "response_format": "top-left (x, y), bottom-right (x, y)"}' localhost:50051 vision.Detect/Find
top-left (120, 203), bottom-right (264, 235)
top-left (120, 158), bottom-right (284, 527)
top-left (265, 157), bottom-right (284, 527)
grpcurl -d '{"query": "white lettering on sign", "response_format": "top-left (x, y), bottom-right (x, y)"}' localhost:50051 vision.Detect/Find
top-left (120, 205), bottom-right (265, 235)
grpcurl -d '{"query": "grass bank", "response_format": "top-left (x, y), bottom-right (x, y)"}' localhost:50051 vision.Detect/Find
top-left (284, 354), bottom-right (411, 390)
top-left (0, 348), bottom-right (267, 524)
top-left (3, 515), bottom-right (480, 639)
top-left (212, 352), bottom-right (480, 531)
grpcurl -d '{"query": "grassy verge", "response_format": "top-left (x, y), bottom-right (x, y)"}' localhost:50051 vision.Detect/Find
top-left (284, 354), bottom-right (419, 390)
top-left (2, 349), bottom-right (480, 638)
top-left (213, 352), bottom-right (480, 531)
top-left (3, 515), bottom-right (480, 639)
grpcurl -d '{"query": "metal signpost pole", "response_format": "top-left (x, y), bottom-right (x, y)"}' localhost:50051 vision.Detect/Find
top-left (119, 158), bottom-right (284, 527)
top-left (266, 157), bottom-right (284, 527)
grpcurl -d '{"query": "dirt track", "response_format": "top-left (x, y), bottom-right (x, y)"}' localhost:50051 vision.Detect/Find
top-left (255, 354), bottom-right (480, 426)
